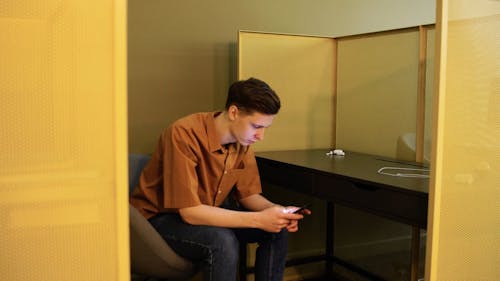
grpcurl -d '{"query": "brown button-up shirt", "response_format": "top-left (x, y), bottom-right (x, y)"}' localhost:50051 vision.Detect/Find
top-left (129, 112), bottom-right (262, 219)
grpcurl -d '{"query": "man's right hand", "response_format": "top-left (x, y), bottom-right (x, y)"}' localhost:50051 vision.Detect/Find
top-left (257, 206), bottom-right (304, 233)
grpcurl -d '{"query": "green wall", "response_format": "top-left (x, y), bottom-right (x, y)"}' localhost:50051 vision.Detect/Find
top-left (127, 0), bottom-right (435, 153)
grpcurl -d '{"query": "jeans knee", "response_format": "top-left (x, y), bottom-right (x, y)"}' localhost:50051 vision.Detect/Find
top-left (220, 231), bottom-right (239, 260)
top-left (277, 228), bottom-right (288, 239)
top-left (273, 228), bottom-right (288, 246)
top-left (209, 228), bottom-right (239, 264)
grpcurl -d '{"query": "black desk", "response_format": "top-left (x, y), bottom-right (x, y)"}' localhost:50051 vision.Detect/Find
top-left (255, 149), bottom-right (429, 281)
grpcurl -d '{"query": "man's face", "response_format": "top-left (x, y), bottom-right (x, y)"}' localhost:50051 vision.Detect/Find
top-left (229, 106), bottom-right (275, 146)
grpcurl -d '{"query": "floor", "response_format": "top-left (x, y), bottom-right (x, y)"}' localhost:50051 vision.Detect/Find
top-left (131, 249), bottom-right (425, 281)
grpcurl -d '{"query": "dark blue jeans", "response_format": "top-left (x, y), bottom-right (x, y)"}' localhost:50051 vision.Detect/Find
top-left (149, 212), bottom-right (288, 281)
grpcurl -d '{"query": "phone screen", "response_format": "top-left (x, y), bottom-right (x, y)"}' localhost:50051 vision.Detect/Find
top-left (283, 204), bottom-right (310, 214)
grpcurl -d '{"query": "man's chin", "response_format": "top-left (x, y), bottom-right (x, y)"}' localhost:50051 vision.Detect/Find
top-left (241, 140), bottom-right (255, 146)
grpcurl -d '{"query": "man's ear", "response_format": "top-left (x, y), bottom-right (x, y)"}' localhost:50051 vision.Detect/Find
top-left (228, 105), bottom-right (239, 121)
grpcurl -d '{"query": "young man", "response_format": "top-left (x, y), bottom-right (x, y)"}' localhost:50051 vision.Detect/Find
top-left (130, 77), bottom-right (310, 281)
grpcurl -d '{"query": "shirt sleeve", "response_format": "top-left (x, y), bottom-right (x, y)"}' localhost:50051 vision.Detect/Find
top-left (234, 147), bottom-right (263, 200)
top-left (162, 125), bottom-right (202, 209)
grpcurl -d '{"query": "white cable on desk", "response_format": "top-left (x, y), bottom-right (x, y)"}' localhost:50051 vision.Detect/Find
top-left (377, 167), bottom-right (430, 178)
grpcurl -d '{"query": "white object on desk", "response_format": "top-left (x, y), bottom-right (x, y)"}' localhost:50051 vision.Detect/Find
top-left (326, 149), bottom-right (345, 156)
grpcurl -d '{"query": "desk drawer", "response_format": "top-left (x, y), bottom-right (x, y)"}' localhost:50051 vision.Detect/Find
top-left (314, 174), bottom-right (427, 228)
top-left (257, 160), bottom-right (313, 195)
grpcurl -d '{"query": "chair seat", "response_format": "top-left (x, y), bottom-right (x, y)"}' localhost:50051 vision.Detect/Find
top-left (128, 154), bottom-right (196, 280)
top-left (129, 204), bottom-right (196, 279)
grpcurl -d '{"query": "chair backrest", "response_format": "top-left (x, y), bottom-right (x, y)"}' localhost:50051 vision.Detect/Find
top-left (128, 154), bottom-right (151, 194)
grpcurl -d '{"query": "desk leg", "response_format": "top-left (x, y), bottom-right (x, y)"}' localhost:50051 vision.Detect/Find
top-left (325, 201), bottom-right (334, 278)
top-left (410, 227), bottom-right (420, 281)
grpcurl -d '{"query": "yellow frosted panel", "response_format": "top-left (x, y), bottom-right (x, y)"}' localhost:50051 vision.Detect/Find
top-left (8, 202), bottom-right (101, 228)
top-left (426, 1), bottom-right (500, 280)
top-left (0, 1), bottom-right (128, 281)
top-left (336, 30), bottom-right (419, 158)
top-left (239, 31), bottom-right (335, 151)
top-left (0, 182), bottom-right (109, 204)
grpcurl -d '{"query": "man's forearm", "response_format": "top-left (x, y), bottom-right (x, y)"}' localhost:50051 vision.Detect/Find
top-left (239, 194), bottom-right (279, 211)
top-left (179, 204), bottom-right (261, 228)
top-left (179, 196), bottom-right (302, 233)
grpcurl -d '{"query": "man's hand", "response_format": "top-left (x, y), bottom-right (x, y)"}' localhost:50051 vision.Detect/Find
top-left (283, 205), bottom-right (311, 232)
top-left (256, 205), bottom-right (304, 233)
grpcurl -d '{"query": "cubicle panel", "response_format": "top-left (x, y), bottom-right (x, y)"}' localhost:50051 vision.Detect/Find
top-left (238, 31), bottom-right (336, 152)
top-left (336, 29), bottom-right (420, 159)
top-left (426, 1), bottom-right (500, 280)
top-left (0, 1), bottom-right (129, 280)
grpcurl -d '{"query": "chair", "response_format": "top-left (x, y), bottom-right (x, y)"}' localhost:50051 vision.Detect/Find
top-left (128, 154), bottom-right (196, 280)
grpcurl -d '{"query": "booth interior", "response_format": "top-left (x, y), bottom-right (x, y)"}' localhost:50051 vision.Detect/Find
top-left (131, 24), bottom-right (435, 281)
top-left (235, 25), bottom-right (435, 281)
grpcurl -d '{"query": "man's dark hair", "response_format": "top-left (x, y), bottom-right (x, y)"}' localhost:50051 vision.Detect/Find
top-left (225, 77), bottom-right (281, 115)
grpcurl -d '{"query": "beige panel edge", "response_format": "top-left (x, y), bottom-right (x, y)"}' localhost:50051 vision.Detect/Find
top-left (415, 26), bottom-right (428, 163)
top-left (331, 38), bottom-right (338, 149)
top-left (425, 1), bottom-right (447, 281)
top-left (114, 0), bottom-right (130, 280)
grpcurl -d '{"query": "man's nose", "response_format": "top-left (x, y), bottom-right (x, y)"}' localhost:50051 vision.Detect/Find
top-left (255, 128), bottom-right (265, 141)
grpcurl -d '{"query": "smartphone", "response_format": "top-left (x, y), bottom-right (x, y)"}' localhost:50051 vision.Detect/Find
top-left (283, 204), bottom-right (310, 214)
top-left (292, 203), bottom-right (311, 213)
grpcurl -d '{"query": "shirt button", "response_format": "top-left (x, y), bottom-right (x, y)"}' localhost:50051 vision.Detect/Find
top-left (224, 170), bottom-right (227, 174)
top-left (218, 189), bottom-right (222, 194)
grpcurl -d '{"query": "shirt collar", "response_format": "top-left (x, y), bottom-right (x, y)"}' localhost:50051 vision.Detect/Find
top-left (207, 111), bottom-right (225, 153)
top-left (207, 111), bottom-right (239, 154)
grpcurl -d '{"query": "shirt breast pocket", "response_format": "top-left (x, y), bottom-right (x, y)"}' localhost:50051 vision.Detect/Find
top-left (227, 168), bottom-right (244, 182)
